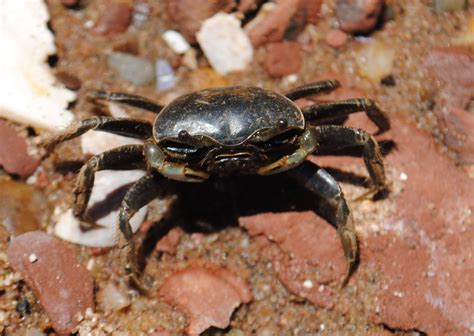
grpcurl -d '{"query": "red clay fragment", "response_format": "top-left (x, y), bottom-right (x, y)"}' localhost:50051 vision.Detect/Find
top-left (239, 211), bottom-right (346, 307)
top-left (438, 106), bottom-right (474, 164)
top-left (424, 47), bottom-right (474, 109)
top-left (159, 265), bottom-right (252, 335)
top-left (7, 231), bottom-right (94, 335)
top-left (0, 120), bottom-right (39, 178)
top-left (247, 0), bottom-right (322, 47)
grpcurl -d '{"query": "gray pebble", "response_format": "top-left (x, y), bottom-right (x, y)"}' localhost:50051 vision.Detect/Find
top-left (108, 52), bottom-right (154, 86)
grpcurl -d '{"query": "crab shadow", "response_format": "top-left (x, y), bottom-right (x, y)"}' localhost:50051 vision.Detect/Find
top-left (139, 138), bottom-right (396, 264)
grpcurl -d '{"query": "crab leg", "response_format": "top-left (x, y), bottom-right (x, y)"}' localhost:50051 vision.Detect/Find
top-left (117, 173), bottom-right (164, 291)
top-left (42, 116), bottom-right (152, 151)
top-left (73, 145), bottom-right (145, 223)
top-left (288, 161), bottom-right (358, 286)
top-left (89, 90), bottom-right (164, 113)
top-left (315, 125), bottom-right (387, 197)
top-left (285, 80), bottom-right (341, 101)
top-left (302, 98), bottom-right (390, 134)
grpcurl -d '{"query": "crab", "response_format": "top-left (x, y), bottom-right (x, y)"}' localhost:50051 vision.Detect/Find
top-left (44, 80), bottom-right (389, 289)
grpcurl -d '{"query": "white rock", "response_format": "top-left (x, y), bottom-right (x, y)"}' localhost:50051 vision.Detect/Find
top-left (81, 131), bottom-right (143, 156)
top-left (162, 30), bottom-right (190, 54)
top-left (197, 13), bottom-right (253, 75)
top-left (54, 170), bottom-right (148, 247)
top-left (0, 0), bottom-right (76, 131)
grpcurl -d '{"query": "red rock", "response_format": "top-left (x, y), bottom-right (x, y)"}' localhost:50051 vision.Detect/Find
top-left (166, 0), bottom-right (236, 43)
top-left (239, 211), bottom-right (346, 307)
top-left (94, 2), bottom-right (132, 36)
top-left (0, 120), bottom-right (39, 178)
top-left (438, 107), bottom-right (474, 164)
top-left (159, 265), bottom-right (252, 335)
top-left (325, 29), bottom-right (349, 48)
top-left (330, 113), bottom-right (474, 334)
top-left (424, 47), bottom-right (474, 109)
top-left (335, 0), bottom-right (383, 33)
top-left (263, 41), bottom-right (302, 77)
top-left (247, 0), bottom-right (322, 48)
top-left (7, 231), bottom-right (94, 335)
top-left (155, 228), bottom-right (182, 254)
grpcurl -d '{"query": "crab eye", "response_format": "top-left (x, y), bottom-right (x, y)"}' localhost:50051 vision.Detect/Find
top-left (161, 140), bottom-right (199, 154)
top-left (255, 129), bottom-right (299, 150)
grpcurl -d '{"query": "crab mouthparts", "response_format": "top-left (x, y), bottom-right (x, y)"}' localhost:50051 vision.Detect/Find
top-left (214, 152), bottom-right (252, 160)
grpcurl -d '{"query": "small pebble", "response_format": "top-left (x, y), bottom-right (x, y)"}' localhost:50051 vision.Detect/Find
top-left (28, 253), bottom-right (38, 263)
top-left (400, 172), bottom-right (408, 181)
top-left (433, 0), bottom-right (468, 14)
top-left (303, 279), bottom-right (314, 289)
top-left (108, 52), bottom-right (155, 86)
top-left (356, 39), bottom-right (395, 82)
top-left (94, 2), bottom-right (132, 36)
top-left (326, 29), bottom-right (349, 48)
top-left (155, 58), bottom-right (176, 92)
top-left (99, 283), bottom-right (131, 312)
top-left (197, 13), bottom-right (253, 75)
top-left (162, 30), bottom-right (190, 54)
top-left (55, 71), bottom-right (81, 91)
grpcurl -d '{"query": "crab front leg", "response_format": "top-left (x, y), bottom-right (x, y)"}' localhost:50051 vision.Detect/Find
top-left (288, 161), bottom-right (358, 286)
top-left (144, 140), bottom-right (209, 182)
top-left (258, 127), bottom-right (319, 175)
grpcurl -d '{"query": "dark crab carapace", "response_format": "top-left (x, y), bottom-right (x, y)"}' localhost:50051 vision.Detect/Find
top-left (44, 80), bottom-right (389, 289)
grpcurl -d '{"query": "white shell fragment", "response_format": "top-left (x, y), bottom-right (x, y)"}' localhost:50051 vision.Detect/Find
top-left (54, 170), bottom-right (148, 247)
top-left (0, 0), bottom-right (76, 131)
top-left (197, 13), bottom-right (254, 75)
top-left (162, 30), bottom-right (190, 54)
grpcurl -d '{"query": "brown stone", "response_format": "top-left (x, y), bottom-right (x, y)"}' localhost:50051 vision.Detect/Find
top-left (247, 0), bottom-right (323, 47)
top-left (263, 41), bottom-right (302, 77)
top-left (166, 0), bottom-right (236, 43)
top-left (55, 71), bottom-right (82, 91)
top-left (335, 0), bottom-right (383, 33)
top-left (0, 120), bottom-right (39, 178)
top-left (7, 231), bottom-right (94, 335)
top-left (94, 2), bottom-right (132, 36)
top-left (424, 47), bottom-right (474, 109)
top-left (159, 265), bottom-right (252, 335)
top-left (0, 180), bottom-right (49, 237)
